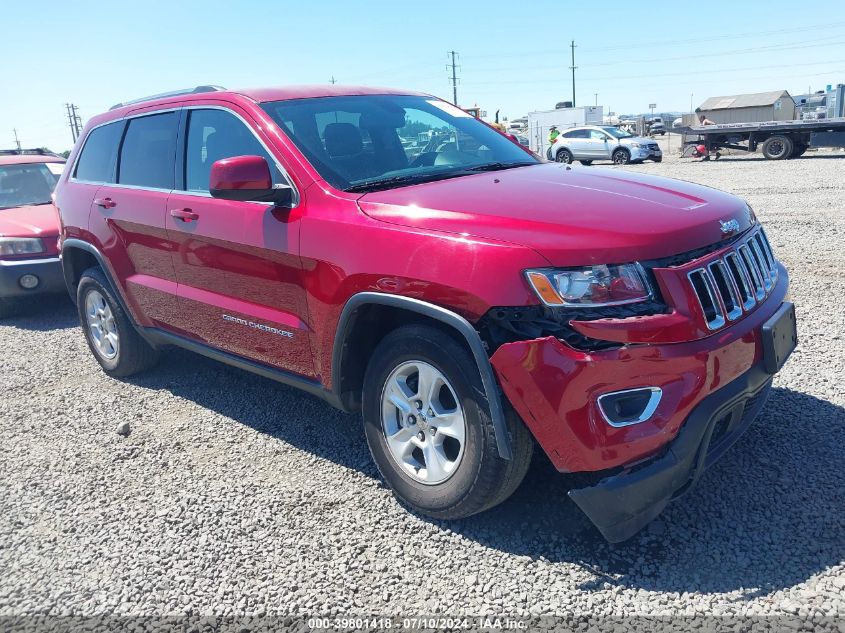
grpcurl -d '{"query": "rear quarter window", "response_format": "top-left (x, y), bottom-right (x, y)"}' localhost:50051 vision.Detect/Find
top-left (74, 122), bottom-right (123, 183)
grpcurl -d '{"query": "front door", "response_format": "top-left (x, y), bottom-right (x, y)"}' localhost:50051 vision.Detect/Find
top-left (165, 106), bottom-right (314, 378)
top-left (587, 129), bottom-right (612, 159)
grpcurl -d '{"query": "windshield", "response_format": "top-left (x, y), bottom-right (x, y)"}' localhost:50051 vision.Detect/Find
top-left (603, 127), bottom-right (634, 139)
top-left (261, 95), bottom-right (537, 192)
top-left (0, 162), bottom-right (63, 210)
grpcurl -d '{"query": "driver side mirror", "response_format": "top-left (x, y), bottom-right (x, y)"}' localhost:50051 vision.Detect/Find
top-left (209, 155), bottom-right (292, 206)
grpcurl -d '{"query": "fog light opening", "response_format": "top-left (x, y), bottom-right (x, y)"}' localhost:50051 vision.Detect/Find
top-left (598, 387), bottom-right (662, 427)
top-left (19, 274), bottom-right (40, 290)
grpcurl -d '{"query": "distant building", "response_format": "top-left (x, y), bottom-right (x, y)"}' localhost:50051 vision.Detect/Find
top-left (697, 90), bottom-right (795, 124)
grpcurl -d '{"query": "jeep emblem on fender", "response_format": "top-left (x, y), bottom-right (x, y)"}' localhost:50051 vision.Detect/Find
top-left (719, 219), bottom-right (741, 235)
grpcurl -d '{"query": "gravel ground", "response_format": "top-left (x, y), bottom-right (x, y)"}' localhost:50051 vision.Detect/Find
top-left (1, 144), bottom-right (843, 627)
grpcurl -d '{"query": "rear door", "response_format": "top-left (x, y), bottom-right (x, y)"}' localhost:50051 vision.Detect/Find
top-left (165, 105), bottom-right (314, 377)
top-left (561, 129), bottom-right (589, 158)
top-left (90, 111), bottom-right (181, 328)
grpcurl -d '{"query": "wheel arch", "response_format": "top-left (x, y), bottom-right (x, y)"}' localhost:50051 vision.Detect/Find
top-left (332, 292), bottom-right (513, 460)
top-left (61, 239), bottom-right (132, 318)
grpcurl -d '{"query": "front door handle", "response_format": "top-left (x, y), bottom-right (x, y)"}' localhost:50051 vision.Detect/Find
top-left (170, 208), bottom-right (199, 223)
top-left (93, 197), bottom-right (116, 209)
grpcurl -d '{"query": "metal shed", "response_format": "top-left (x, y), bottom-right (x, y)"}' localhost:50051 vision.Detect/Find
top-left (697, 90), bottom-right (795, 124)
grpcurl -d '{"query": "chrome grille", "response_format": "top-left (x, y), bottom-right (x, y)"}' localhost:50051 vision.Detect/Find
top-left (687, 228), bottom-right (779, 330)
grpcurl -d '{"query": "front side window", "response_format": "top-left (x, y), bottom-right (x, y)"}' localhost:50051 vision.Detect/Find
top-left (0, 163), bottom-right (62, 209)
top-left (118, 112), bottom-right (178, 189)
top-left (184, 109), bottom-right (283, 192)
top-left (603, 127), bottom-right (633, 139)
top-left (74, 121), bottom-right (123, 183)
top-left (589, 130), bottom-right (609, 141)
top-left (262, 95), bottom-right (536, 192)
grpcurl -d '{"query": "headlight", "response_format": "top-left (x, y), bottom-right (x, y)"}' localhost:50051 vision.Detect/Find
top-left (629, 142), bottom-right (642, 148)
top-left (526, 263), bottom-right (652, 307)
top-left (0, 238), bottom-right (45, 257)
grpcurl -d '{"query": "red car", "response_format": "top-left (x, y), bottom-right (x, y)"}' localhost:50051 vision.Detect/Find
top-left (0, 150), bottom-right (66, 318)
top-left (54, 85), bottom-right (796, 542)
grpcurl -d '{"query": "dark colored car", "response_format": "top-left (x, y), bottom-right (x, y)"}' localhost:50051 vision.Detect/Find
top-left (54, 85), bottom-right (796, 541)
top-left (0, 150), bottom-right (66, 318)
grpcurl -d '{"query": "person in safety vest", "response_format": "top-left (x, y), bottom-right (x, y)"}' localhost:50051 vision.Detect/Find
top-left (548, 125), bottom-right (560, 145)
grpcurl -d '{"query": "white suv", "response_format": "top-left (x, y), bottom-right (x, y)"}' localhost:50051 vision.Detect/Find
top-left (550, 126), bottom-right (662, 165)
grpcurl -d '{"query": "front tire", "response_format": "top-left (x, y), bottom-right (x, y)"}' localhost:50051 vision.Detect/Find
top-left (612, 148), bottom-right (631, 164)
top-left (76, 267), bottom-right (159, 377)
top-left (362, 324), bottom-right (533, 519)
top-left (555, 148), bottom-right (573, 164)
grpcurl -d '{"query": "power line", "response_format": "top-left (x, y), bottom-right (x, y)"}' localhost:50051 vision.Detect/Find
top-left (464, 20), bottom-right (845, 60)
top-left (447, 51), bottom-right (460, 105)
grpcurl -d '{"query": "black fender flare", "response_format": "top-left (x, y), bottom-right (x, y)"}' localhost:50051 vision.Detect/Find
top-left (60, 239), bottom-right (132, 316)
top-left (333, 292), bottom-right (513, 460)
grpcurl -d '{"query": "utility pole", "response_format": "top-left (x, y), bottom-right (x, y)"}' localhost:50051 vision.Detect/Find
top-left (569, 40), bottom-right (577, 107)
top-left (447, 51), bottom-right (460, 105)
top-left (329, 76), bottom-right (337, 84)
top-left (12, 128), bottom-right (21, 151)
top-left (65, 103), bottom-right (82, 143)
top-left (594, 93), bottom-right (598, 106)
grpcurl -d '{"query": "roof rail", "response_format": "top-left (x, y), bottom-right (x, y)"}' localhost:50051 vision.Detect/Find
top-left (0, 148), bottom-right (62, 157)
top-left (109, 85), bottom-right (226, 111)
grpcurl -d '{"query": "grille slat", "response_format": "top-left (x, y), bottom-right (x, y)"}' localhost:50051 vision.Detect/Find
top-left (687, 228), bottom-right (779, 331)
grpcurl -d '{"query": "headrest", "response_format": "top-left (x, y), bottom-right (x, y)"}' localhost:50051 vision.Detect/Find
top-left (324, 123), bottom-right (363, 157)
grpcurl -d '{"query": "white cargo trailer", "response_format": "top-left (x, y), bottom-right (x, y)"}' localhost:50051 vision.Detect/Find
top-left (528, 106), bottom-right (604, 155)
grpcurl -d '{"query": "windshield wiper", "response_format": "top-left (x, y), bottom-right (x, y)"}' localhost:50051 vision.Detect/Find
top-left (344, 171), bottom-right (467, 193)
top-left (463, 161), bottom-right (536, 172)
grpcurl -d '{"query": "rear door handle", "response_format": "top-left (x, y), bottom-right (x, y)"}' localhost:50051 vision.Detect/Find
top-left (170, 208), bottom-right (199, 223)
top-left (93, 197), bottom-right (116, 209)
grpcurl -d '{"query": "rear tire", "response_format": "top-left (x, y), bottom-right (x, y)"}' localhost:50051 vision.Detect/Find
top-left (612, 148), bottom-right (631, 164)
top-left (362, 324), bottom-right (533, 519)
top-left (555, 148), bottom-right (573, 164)
top-left (761, 135), bottom-right (793, 160)
top-left (790, 143), bottom-right (807, 158)
top-left (76, 267), bottom-right (159, 377)
top-left (651, 156), bottom-right (663, 163)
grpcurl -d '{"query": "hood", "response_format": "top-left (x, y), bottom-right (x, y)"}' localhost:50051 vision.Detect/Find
top-left (620, 136), bottom-right (656, 145)
top-left (0, 203), bottom-right (60, 238)
top-left (358, 163), bottom-right (754, 266)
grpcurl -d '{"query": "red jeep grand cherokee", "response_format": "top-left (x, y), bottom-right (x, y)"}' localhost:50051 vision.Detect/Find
top-left (0, 150), bottom-right (66, 317)
top-left (54, 85), bottom-right (796, 542)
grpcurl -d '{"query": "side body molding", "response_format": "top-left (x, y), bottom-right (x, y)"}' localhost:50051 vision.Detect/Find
top-left (333, 292), bottom-right (513, 460)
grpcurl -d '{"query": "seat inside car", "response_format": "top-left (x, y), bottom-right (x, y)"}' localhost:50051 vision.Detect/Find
top-left (324, 122), bottom-right (369, 181)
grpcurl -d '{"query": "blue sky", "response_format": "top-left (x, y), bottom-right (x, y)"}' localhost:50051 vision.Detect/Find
top-left (4, 0), bottom-right (845, 152)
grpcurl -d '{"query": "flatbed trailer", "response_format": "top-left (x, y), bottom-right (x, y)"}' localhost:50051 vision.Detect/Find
top-left (678, 118), bottom-right (845, 160)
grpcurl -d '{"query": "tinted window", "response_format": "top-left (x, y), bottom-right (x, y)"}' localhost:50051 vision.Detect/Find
top-left (562, 129), bottom-right (588, 139)
top-left (184, 109), bottom-right (282, 192)
top-left (118, 112), bottom-right (178, 189)
top-left (74, 122), bottom-right (122, 183)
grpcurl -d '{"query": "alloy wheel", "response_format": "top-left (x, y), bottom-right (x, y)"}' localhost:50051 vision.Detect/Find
top-left (380, 360), bottom-right (466, 485)
top-left (85, 289), bottom-right (119, 360)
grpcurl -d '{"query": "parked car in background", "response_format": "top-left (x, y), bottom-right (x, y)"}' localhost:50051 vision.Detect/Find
top-left (0, 149), bottom-right (66, 318)
top-left (54, 84), bottom-right (794, 542)
top-left (673, 117), bottom-right (684, 128)
top-left (550, 125), bottom-right (662, 164)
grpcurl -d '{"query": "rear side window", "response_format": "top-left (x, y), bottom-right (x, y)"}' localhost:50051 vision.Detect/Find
top-left (118, 112), bottom-right (178, 189)
top-left (562, 129), bottom-right (588, 139)
top-left (184, 109), bottom-right (282, 192)
top-left (74, 122), bottom-right (123, 183)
